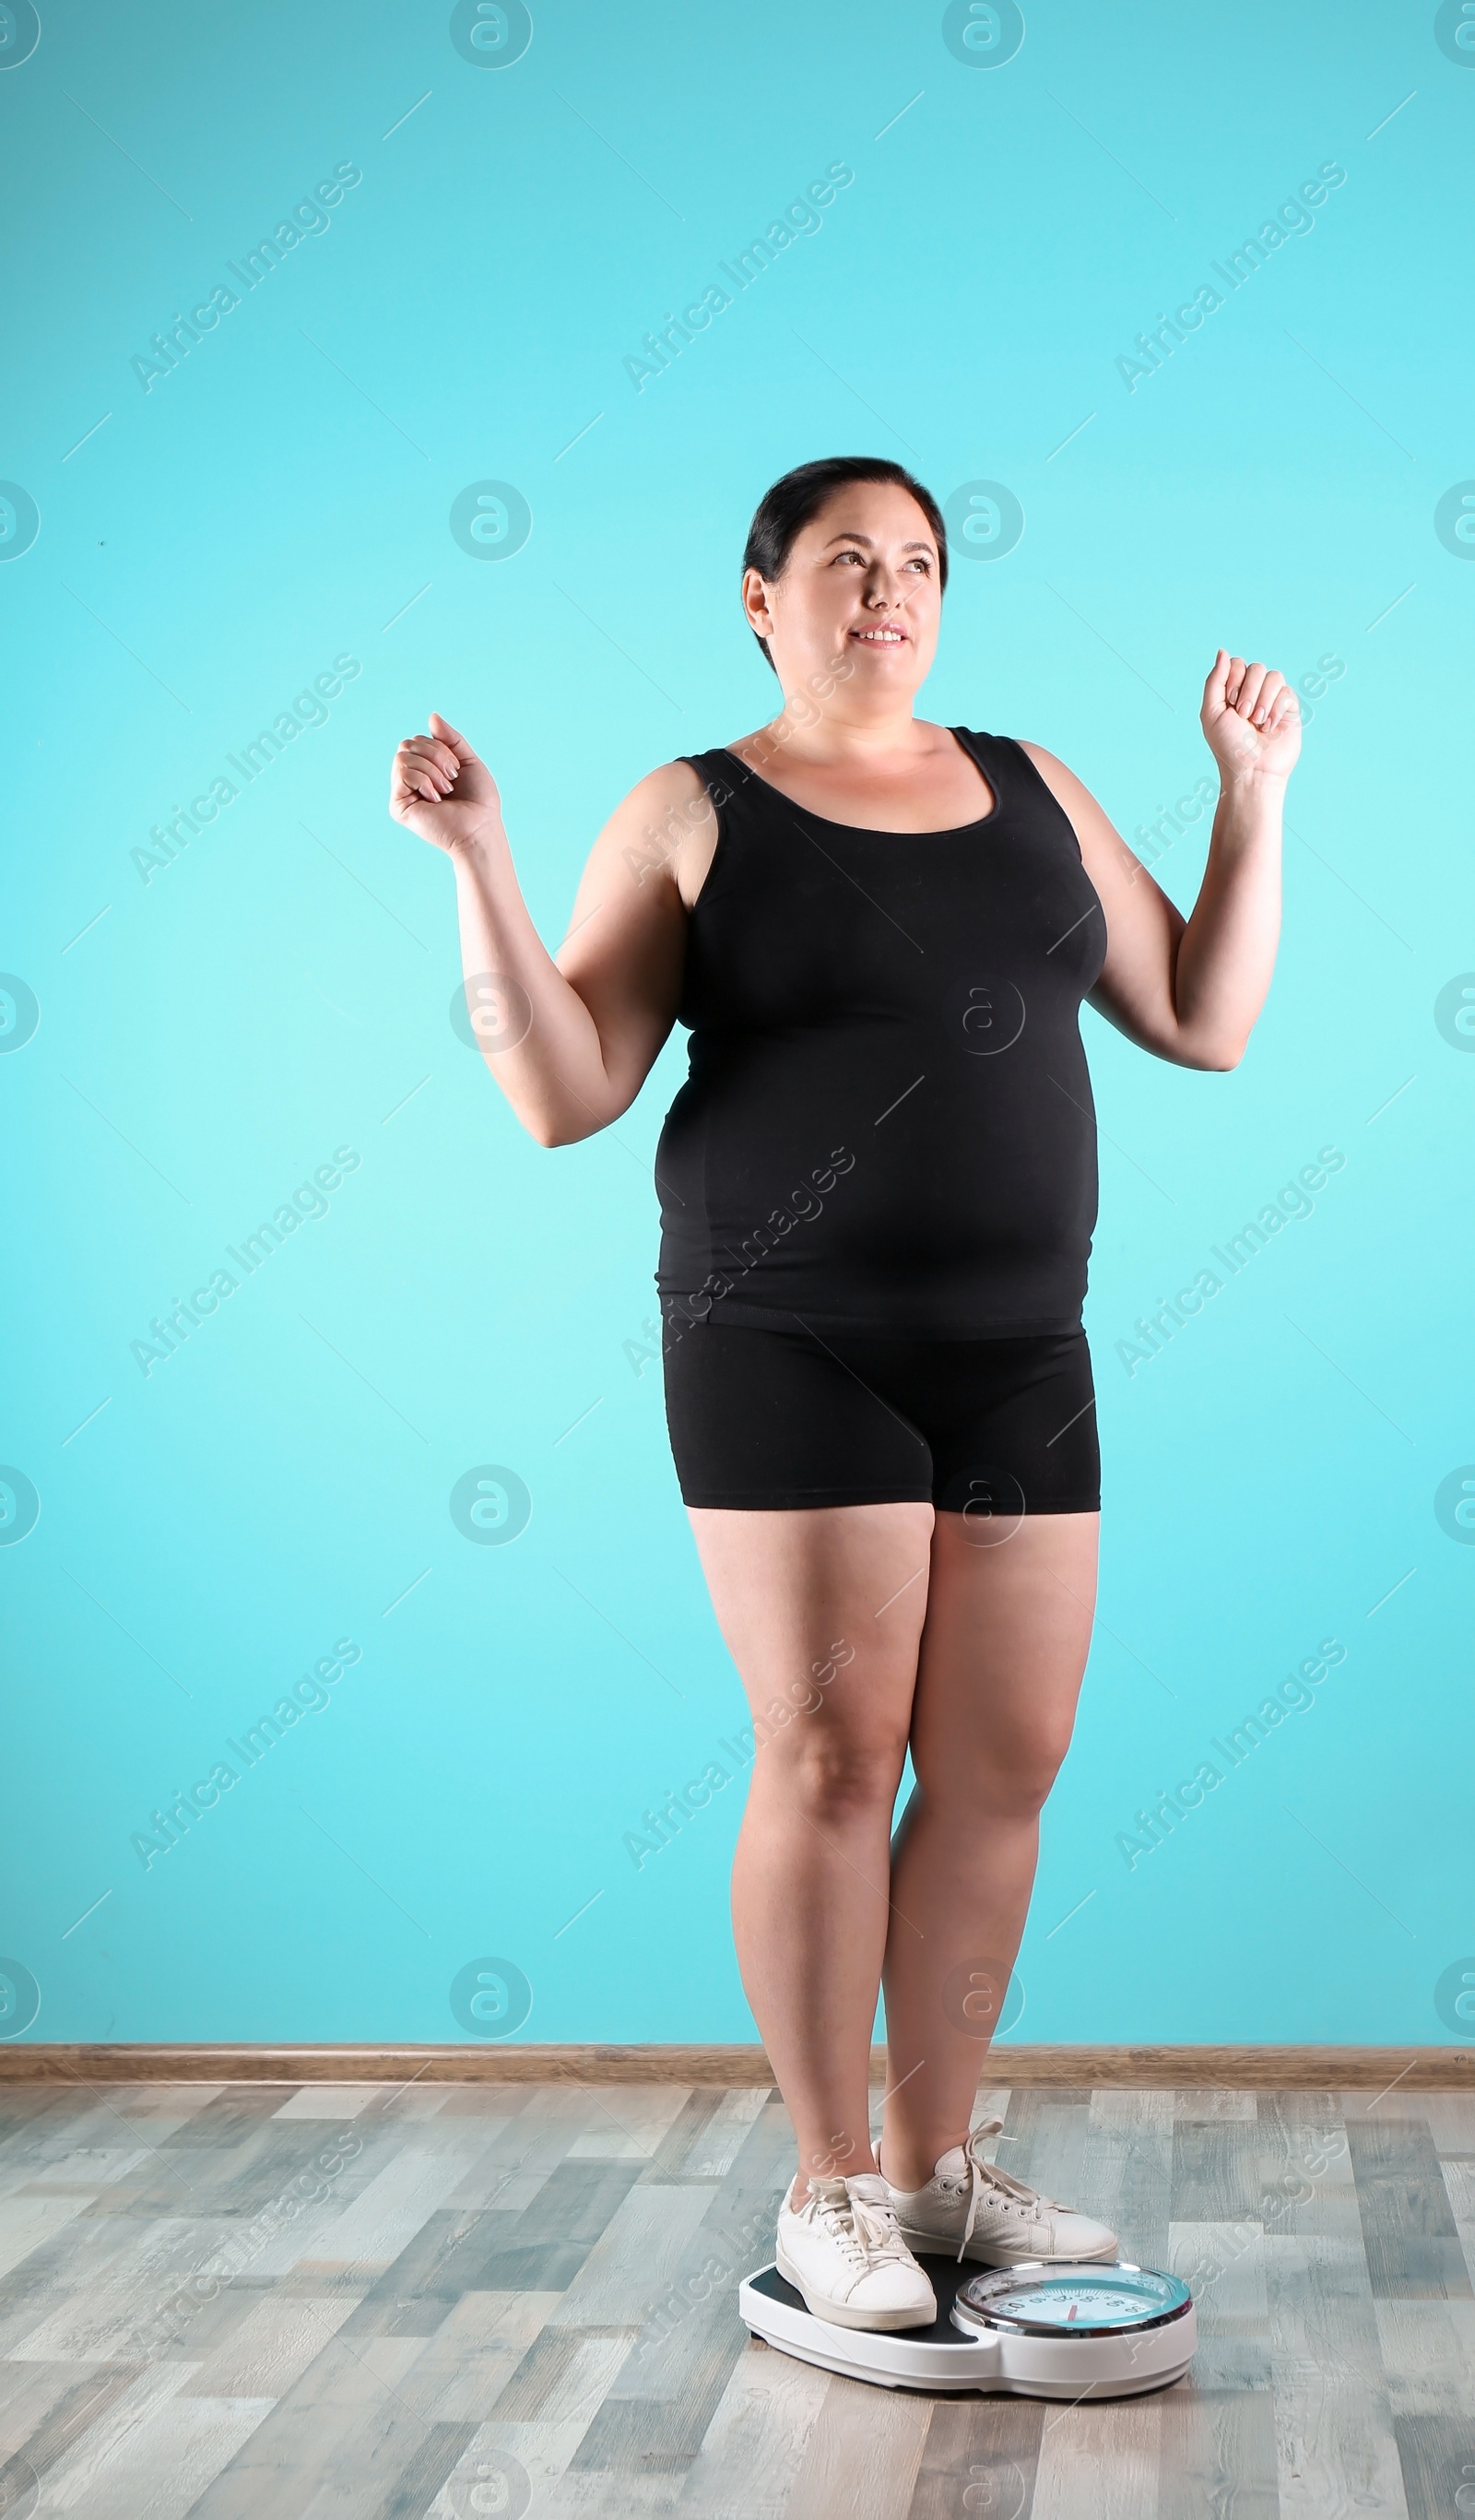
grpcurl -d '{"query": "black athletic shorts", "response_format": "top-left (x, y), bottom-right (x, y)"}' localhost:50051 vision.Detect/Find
top-left (661, 1313), bottom-right (1100, 1514)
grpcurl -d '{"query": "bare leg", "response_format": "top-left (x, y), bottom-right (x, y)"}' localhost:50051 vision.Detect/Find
top-left (877, 1510), bottom-right (1100, 2193)
top-left (686, 1499), bottom-right (933, 2202)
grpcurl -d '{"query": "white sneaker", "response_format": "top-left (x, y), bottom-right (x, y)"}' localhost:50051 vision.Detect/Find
top-left (883, 2117), bottom-right (1119, 2266)
top-left (775, 2171), bottom-right (938, 2330)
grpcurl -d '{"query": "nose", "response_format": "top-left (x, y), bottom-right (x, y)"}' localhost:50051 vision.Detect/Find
top-left (867, 547), bottom-right (919, 597)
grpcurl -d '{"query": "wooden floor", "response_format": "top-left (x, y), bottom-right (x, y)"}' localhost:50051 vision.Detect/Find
top-left (1, 2076), bottom-right (1472, 2517)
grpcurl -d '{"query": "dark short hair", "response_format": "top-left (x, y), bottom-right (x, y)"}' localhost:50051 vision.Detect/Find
top-left (741, 456), bottom-right (949, 670)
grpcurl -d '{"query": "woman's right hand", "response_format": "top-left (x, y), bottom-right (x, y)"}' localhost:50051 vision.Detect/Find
top-left (389, 713), bottom-right (502, 854)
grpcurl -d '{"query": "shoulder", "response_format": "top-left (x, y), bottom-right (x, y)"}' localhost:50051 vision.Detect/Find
top-left (588, 756), bottom-right (717, 860)
top-left (1010, 741), bottom-right (1129, 888)
top-left (1013, 739), bottom-right (1111, 834)
top-left (951, 728), bottom-right (1079, 802)
top-left (572, 756), bottom-right (720, 916)
top-left (1014, 738), bottom-right (1082, 803)
top-left (617, 756), bottom-right (717, 822)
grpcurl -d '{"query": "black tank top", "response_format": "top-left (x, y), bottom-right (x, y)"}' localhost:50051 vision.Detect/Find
top-left (654, 728), bottom-right (1107, 1336)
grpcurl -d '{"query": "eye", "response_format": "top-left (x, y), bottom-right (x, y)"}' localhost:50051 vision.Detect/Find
top-left (833, 548), bottom-right (866, 565)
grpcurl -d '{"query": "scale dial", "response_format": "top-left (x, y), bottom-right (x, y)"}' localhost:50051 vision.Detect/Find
top-left (951, 2260), bottom-right (1192, 2341)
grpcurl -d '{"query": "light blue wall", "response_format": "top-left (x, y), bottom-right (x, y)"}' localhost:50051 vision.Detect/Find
top-left (3, 0), bottom-right (1472, 2053)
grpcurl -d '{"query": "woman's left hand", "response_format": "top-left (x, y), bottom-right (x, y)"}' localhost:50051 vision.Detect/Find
top-left (1200, 649), bottom-right (1303, 784)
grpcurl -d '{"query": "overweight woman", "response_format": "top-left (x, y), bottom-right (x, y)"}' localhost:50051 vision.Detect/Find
top-left (390, 455), bottom-right (1297, 2333)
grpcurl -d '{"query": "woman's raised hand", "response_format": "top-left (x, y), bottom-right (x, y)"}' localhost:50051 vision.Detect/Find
top-left (389, 712), bottom-right (502, 853)
top-left (1200, 650), bottom-right (1302, 784)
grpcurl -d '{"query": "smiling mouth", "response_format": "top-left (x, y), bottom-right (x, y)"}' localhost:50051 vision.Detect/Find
top-left (850, 624), bottom-right (907, 645)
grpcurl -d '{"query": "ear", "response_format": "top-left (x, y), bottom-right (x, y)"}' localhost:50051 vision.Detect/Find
top-left (740, 564), bottom-right (775, 641)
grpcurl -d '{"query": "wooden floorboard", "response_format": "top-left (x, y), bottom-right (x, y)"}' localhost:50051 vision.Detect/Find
top-left (0, 2078), bottom-right (1470, 2516)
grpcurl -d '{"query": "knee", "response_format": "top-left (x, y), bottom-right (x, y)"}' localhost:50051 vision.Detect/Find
top-left (987, 1761), bottom-right (1065, 1819)
top-left (775, 1723), bottom-right (910, 1826)
top-left (915, 1726), bottom-right (1073, 1819)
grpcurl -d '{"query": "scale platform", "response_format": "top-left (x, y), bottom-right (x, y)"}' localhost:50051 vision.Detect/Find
top-left (738, 2255), bottom-right (1196, 2397)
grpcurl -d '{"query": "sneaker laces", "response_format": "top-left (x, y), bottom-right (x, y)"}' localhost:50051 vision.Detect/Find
top-left (796, 2176), bottom-right (913, 2273)
top-left (941, 2117), bottom-right (1066, 2262)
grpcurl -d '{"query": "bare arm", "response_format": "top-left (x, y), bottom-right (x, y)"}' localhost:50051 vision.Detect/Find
top-left (1021, 649), bottom-right (1301, 1072)
top-left (390, 714), bottom-right (714, 1145)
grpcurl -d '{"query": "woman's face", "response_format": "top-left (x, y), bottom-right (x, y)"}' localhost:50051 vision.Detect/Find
top-left (742, 479), bottom-right (944, 704)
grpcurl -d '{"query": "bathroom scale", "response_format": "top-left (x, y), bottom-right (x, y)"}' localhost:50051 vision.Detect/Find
top-left (738, 2254), bottom-right (1196, 2397)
